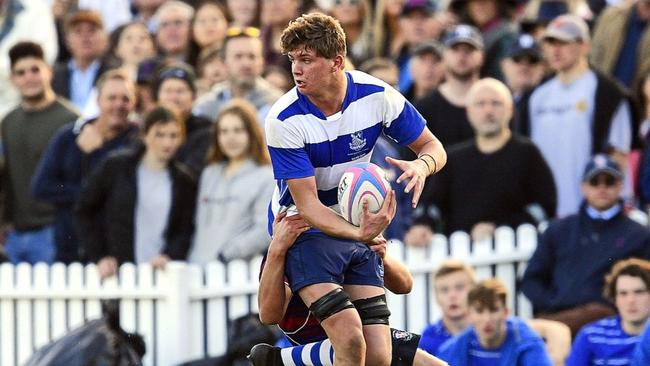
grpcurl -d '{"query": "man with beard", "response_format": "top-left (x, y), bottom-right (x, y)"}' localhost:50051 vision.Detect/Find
top-left (414, 25), bottom-right (484, 149)
top-left (193, 27), bottom-right (282, 124)
top-left (405, 78), bottom-right (555, 243)
top-left (1, 42), bottom-right (79, 264)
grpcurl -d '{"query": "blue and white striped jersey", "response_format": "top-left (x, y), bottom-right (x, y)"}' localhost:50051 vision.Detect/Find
top-left (566, 316), bottom-right (640, 366)
top-left (265, 70), bottom-right (426, 234)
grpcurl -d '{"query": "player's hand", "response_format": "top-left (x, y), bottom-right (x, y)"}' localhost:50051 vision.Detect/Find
top-left (358, 190), bottom-right (396, 242)
top-left (97, 256), bottom-right (118, 279)
top-left (151, 254), bottom-right (170, 269)
top-left (269, 211), bottom-right (310, 255)
top-left (367, 235), bottom-right (387, 259)
top-left (404, 224), bottom-right (433, 247)
top-left (385, 156), bottom-right (429, 208)
top-left (76, 124), bottom-right (104, 153)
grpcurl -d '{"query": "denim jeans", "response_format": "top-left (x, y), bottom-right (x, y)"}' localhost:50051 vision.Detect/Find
top-left (5, 225), bottom-right (55, 264)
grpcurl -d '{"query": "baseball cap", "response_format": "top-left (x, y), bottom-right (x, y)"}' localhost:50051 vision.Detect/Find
top-left (412, 41), bottom-right (443, 59)
top-left (582, 154), bottom-right (623, 182)
top-left (507, 34), bottom-right (542, 62)
top-left (402, 0), bottom-right (437, 16)
top-left (443, 24), bottom-right (484, 50)
top-left (65, 9), bottom-right (104, 32)
top-left (543, 14), bottom-right (590, 43)
top-left (154, 63), bottom-right (197, 96)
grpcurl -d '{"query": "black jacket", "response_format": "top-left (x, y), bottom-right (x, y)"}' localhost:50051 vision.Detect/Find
top-left (75, 146), bottom-right (197, 264)
top-left (51, 61), bottom-right (108, 100)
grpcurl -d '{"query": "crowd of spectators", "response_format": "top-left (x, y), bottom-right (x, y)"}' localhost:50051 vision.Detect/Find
top-left (0, 0), bottom-right (650, 363)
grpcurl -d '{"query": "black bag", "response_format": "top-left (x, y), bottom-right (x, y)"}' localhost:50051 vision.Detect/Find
top-left (25, 300), bottom-right (146, 366)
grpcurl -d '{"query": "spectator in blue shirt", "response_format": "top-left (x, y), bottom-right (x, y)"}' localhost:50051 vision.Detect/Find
top-left (438, 278), bottom-right (553, 366)
top-left (566, 258), bottom-right (650, 366)
top-left (632, 320), bottom-right (650, 366)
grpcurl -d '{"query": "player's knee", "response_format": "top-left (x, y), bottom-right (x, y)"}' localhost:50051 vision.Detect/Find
top-left (309, 287), bottom-right (355, 322)
top-left (352, 294), bottom-right (391, 326)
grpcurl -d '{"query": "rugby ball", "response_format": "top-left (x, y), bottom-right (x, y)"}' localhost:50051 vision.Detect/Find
top-left (338, 163), bottom-right (391, 226)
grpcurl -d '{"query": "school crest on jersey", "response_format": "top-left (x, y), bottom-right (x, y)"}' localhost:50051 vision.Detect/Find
top-left (349, 131), bottom-right (367, 151)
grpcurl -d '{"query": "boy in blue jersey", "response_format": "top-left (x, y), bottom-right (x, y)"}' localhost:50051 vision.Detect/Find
top-left (438, 279), bottom-right (553, 366)
top-left (265, 12), bottom-right (447, 366)
top-left (566, 258), bottom-right (650, 366)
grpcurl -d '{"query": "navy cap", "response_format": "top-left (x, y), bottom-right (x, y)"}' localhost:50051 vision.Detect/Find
top-left (582, 154), bottom-right (623, 182)
top-left (402, 0), bottom-right (437, 16)
top-left (443, 24), bottom-right (484, 50)
top-left (507, 33), bottom-right (542, 61)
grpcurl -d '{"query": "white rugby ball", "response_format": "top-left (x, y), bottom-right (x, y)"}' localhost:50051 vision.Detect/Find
top-left (338, 162), bottom-right (391, 226)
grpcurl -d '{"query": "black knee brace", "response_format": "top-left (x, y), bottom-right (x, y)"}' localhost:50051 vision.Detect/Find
top-left (309, 288), bottom-right (354, 322)
top-left (352, 294), bottom-right (391, 326)
top-left (390, 328), bottom-right (421, 366)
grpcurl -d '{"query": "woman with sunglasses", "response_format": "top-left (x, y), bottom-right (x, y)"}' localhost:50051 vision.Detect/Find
top-left (189, 99), bottom-right (274, 264)
top-left (75, 105), bottom-right (196, 279)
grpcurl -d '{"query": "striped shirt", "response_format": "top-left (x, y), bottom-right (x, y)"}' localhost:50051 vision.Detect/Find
top-left (265, 70), bottom-right (426, 233)
top-left (566, 316), bottom-right (640, 366)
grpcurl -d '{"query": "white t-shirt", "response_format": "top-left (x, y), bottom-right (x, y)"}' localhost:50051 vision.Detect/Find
top-left (529, 70), bottom-right (631, 216)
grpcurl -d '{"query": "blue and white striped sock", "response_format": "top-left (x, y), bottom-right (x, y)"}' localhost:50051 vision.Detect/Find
top-left (280, 339), bottom-right (334, 366)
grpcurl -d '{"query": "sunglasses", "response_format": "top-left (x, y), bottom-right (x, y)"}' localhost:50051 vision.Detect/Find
top-left (225, 26), bottom-right (260, 39)
top-left (588, 175), bottom-right (618, 187)
top-left (334, 0), bottom-right (360, 5)
top-left (512, 55), bottom-right (541, 64)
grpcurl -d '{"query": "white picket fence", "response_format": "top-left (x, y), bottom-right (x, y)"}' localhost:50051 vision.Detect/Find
top-left (0, 224), bottom-right (538, 366)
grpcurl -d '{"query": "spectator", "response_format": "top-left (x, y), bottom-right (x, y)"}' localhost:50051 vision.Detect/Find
top-left (501, 34), bottom-right (546, 103)
top-left (1, 42), bottom-right (79, 264)
top-left (415, 24), bottom-right (484, 149)
top-left (450, 0), bottom-right (518, 81)
top-left (263, 65), bottom-right (293, 93)
top-left (522, 154), bottom-right (650, 336)
top-left (76, 106), bottom-right (196, 278)
top-left (32, 69), bottom-right (140, 264)
top-left (260, 0), bottom-right (302, 73)
top-left (196, 48), bottom-right (228, 97)
top-left (403, 41), bottom-right (445, 103)
top-left (420, 261), bottom-right (572, 365)
top-left (52, 10), bottom-right (109, 112)
top-left (438, 279), bottom-right (553, 366)
top-left (153, 1), bottom-right (194, 61)
top-left (516, 15), bottom-right (634, 217)
top-left (227, 0), bottom-right (261, 28)
top-left (0, 0), bottom-right (58, 118)
top-left (76, 0), bottom-right (132, 32)
top-left (632, 321), bottom-right (650, 366)
top-left (359, 57), bottom-right (400, 89)
top-left (408, 78), bottom-right (556, 242)
top-left (329, 0), bottom-right (377, 66)
top-left (133, 0), bottom-right (166, 32)
top-left (189, 99), bottom-right (274, 264)
top-left (193, 27), bottom-right (282, 124)
top-left (590, 0), bottom-right (650, 88)
top-left (420, 261), bottom-right (476, 356)
top-left (566, 258), bottom-right (650, 366)
top-left (105, 22), bottom-right (156, 80)
top-left (188, 1), bottom-right (229, 67)
top-left (396, 0), bottom-right (440, 93)
top-left (153, 63), bottom-right (211, 176)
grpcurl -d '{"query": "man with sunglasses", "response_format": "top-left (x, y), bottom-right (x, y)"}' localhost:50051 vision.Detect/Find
top-left (500, 34), bottom-right (545, 104)
top-left (522, 154), bottom-right (650, 336)
top-left (193, 26), bottom-right (282, 124)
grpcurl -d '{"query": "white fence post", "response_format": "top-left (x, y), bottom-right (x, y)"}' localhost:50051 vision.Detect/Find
top-left (158, 261), bottom-right (191, 366)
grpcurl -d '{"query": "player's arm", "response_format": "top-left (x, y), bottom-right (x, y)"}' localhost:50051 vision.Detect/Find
top-left (287, 177), bottom-right (396, 243)
top-left (258, 212), bottom-right (310, 325)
